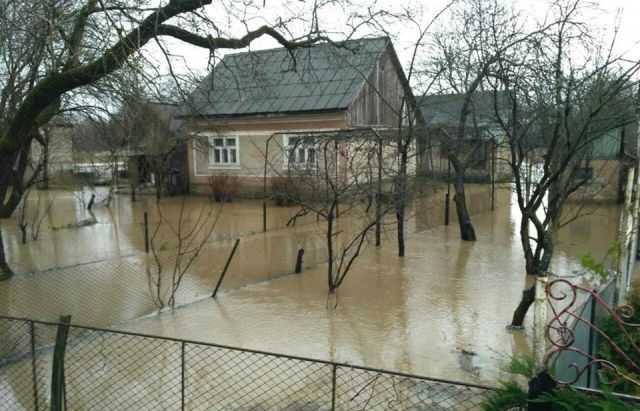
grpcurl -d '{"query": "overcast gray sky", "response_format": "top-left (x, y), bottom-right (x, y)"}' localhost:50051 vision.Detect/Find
top-left (144, 0), bottom-right (640, 83)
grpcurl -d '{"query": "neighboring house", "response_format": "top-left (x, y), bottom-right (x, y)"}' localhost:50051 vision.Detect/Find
top-left (124, 102), bottom-right (190, 197)
top-left (180, 36), bottom-right (420, 197)
top-left (29, 116), bottom-right (75, 186)
top-left (72, 118), bottom-right (127, 185)
top-left (416, 91), bottom-right (511, 182)
top-left (571, 121), bottom-right (640, 202)
top-left (71, 102), bottom-right (189, 195)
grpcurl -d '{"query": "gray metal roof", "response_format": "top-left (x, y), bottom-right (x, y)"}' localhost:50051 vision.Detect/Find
top-left (185, 37), bottom-right (390, 117)
top-left (417, 91), bottom-right (509, 128)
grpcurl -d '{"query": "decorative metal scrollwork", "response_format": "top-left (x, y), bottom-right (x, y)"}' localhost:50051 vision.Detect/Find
top-left (544, 278), bottom-right (640, 388)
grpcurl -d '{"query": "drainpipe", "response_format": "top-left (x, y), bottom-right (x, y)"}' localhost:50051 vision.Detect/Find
top-left (615, 166), bottom-right (636, 304)
top-left (620, 164), bottom-right (640, 297)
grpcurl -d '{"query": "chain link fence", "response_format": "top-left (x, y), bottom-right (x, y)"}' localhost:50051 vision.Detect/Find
top-left (0, 185), bottom-right (508, 410)
top-left (0, 220), bottom-right (329, 329)
top-left (0, 184), bottom-right (507, 328)
top-left (0, 315), bottom-right (493, 410)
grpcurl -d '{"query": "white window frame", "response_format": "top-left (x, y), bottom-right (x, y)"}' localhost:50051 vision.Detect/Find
top-left (208, 135), bottom-right (240, 167)
top-left (284, 135), bottom-right (319, 170)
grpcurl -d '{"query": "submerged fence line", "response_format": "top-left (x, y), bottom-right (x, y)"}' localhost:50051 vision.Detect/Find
top-left (0, 223), bottom-right (330, 330)
top-left (0, 315), bottom-right (493, 410)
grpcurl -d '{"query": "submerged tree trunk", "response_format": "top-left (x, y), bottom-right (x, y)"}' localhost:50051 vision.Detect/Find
top-left (510, 220), bottom-right (553, 327)
top-left (509, 183), bottom-right (559, 327)
top-left (395, 156), bottom-right (408, 257)
top-left (394, 136), bottom-right (409, 257)
top-left (0, 191), bottom-right (20, 218)
top-left (396, 208), bottom-right (405, 257)
top-left (510, 284), bottom-right (535, 328)
top-left (451, 162), bottom-right (476, 241)
top-left (39, 132), bottom-right (49, 190)
top-left (0, 152), bottom-right (24, 218)
top-left (0, 132), bottom-right (39, 218)
top-left (327, 205), bottom-right (335, 293)
top-left (0, 229), bottom-right (14, 280)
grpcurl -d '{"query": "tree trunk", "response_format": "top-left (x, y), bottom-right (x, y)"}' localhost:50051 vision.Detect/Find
top-left (327, 206), bottom-right (335, 293)
top-left (0, 184), bottom-right (24, 218)
top-left (39, 136), bottom-right (49, 190)
top-left (396, 208), bottom-right (405, 257)
top-left (0, 229), bottom-right (14, 280)
top-left (510, 232), bottom-right (553, 327)
top-left (155, 170), bottom-right (163, 201)
top-left (510, 284), bottom-right (535, 328)
top-left (0, 137), bottom-right (37, 218)
top-left (453, 169), bottom-right (476, 241)
top-left (394, 173), bottom-right (407, 257)
top-left (395, 140), bottom-right (409, 256)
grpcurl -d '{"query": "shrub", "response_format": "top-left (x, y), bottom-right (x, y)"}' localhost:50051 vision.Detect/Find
top-left (270, 175), bottom-right (298, 206)
top-left (208, 173), bottom-right (241, 202)
top-left (596, 281), bottom-right (640, 396)
top-left (482, 355), bottom-right (640, 410)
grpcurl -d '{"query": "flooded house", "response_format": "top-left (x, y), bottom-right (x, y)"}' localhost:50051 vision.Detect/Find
top-left (71, 102), bottom-right (190, 196)
top-left (180, 37), bottom-right (422, 198)
top-left (416, 91), bottom-right (511, 182)
top-left (123, 102), bottom-right (190, 197)
top-left (28, 115), bottom-right (75, 187)
top-left (570, 120), bottom-right (640, 203)
top-left (71, 118), bottom-right (127, 186)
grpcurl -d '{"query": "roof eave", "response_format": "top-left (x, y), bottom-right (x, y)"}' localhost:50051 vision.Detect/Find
top-left (176, 107), bottom-right (348, 120)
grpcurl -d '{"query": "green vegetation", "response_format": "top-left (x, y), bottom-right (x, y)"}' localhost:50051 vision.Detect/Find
top-left (482, 355), bottom-right (639, 410)
top-left (534, 387), bottom-right (637, 411)
top-left (596, 281), bottom-right (640, 396)
top-left (579, 243), bottom-right (620, 282)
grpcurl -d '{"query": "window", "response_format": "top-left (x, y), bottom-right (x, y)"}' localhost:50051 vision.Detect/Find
top-left (573, 166), bottom-right (593, 183)
top-left (470, 144), bottom-right (488, 167)
top-left (285, 135), bottom-right (317, 169)
top-left (209, 136), bottom-right (239, 166)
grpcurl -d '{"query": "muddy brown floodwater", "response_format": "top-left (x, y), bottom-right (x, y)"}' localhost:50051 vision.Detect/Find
top-left (0, 183), bottom-right (626, 410)
top-left (0, 183), bottom-right (625, 389)
top-left (112, 186), bottom-right (623, 386)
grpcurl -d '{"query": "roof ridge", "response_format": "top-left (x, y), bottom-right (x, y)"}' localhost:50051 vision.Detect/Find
top-left (187, 36), bottom-right (393, 116)
top-left (218, 36), bottom-right (390, 60)
top-left (418, 90), bottom-right (506, 101)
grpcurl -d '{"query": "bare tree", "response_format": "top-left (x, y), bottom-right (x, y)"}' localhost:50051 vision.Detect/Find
top-left (147, 198), bottom-right (221, 310)
top-left (424, 0), bottom-right (558, 241)
top-left (266, 130), bottom-right (396, 296)
top-left (486, 0), bottom-right (640, 327)
top-left (30, 190), bottom-right (55, 241)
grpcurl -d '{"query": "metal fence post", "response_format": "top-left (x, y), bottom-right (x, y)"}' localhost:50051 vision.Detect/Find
top-left (212, 239), bottom-right (240, 298)
top-left (586, 294), bottom-right (597, 389)
top-left (445, 160), bottom-right (451, 226)
top-left (262, 201), bottom-right (267, 233)
top-left (331, 364), bottom-right (337, 411)
top-left (51, 315), bottom-right (71, 411)
top-left (295, 249), bottom-right (305, 273)
top-left (444, 193), bottom-right (450, 226)
top-left (181, 342), bottom-right (186, 411)
top-left (29, 321), bottom-right (39, 411)
top-left (143, 212), bottom-right (149, 253)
